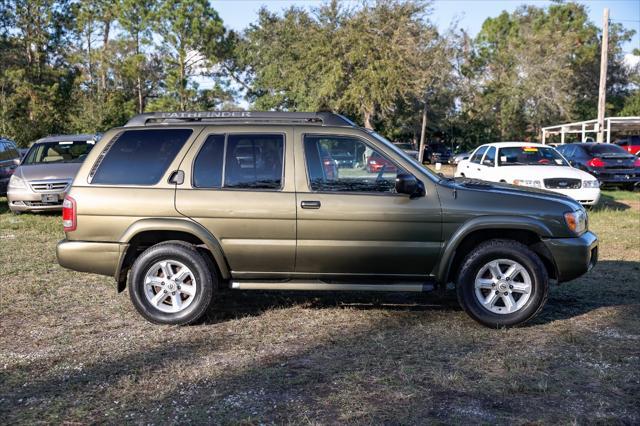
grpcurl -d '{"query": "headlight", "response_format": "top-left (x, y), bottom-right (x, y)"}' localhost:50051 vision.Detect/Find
top-left (8, 174), bottom-right (26, 189)
top-left (513, 179), bottom-right (542, 188)
top-left (564, 210), bottom-right (587, 234)
top-left (582, 180), bottom-right (600, 188)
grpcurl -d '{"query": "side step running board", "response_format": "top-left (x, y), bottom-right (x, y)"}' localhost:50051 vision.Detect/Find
top-left (230, 280), bottom-right (434, 292)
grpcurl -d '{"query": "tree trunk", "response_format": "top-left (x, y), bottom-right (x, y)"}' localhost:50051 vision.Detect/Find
top-left (363, 109), bottom-right (374, 130)
top-left (135, 33), bottom-right (143, 113)
top-left (101, 19), bottom-right (111, 92)
top-left (418, 99), bottom-right (428, 163)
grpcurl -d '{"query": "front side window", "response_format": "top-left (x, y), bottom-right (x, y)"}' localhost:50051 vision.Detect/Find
top-left (470, 146), bottom-right (488, 164)
top-left (483, 147), bottom-right (496, 166)
top-left (223, 134), bottom-right (284, 189)
top-left (304, 135), bottom-right (404, 193)
top-left (91, 129), bottom-right (192, 185)
top-left (23, 140), bottom-right (94, 165)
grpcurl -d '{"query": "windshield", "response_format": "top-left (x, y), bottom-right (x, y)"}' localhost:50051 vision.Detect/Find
top-left (498, 146), bottom-right (568, 166)
top-left (23, 140), bottom-right (95, 165)
top-left (367, 131), bottom-right (441, 180)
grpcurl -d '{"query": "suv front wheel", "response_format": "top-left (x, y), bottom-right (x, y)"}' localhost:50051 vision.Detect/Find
top-left (456, 239), bottom-right (549, 327)
top-left (128, 242), bottom-right (215, 325)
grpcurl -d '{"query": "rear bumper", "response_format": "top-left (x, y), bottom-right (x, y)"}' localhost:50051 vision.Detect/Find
top-left (57, 240), bottom-right (125, 278)
top-left (543, 231), bottom-right (598, 283)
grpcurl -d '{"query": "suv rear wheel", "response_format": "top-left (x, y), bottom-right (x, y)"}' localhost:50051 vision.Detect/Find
top-left (128, 242), bottom-right (215, 325)
top-left (456, 239), bottom-right (548, 327)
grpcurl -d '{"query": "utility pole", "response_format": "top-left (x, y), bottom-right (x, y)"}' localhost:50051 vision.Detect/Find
top-left (596, 8), bottom-right (609, 143)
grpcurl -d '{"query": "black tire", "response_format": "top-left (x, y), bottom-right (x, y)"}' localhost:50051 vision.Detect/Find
top-left (456, 239), bottom-right (549, 328)
top-left (128, 241), bottom-right (215, 325)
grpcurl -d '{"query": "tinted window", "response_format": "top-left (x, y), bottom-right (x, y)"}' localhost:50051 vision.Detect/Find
top-left (483, 147), bottom-right (496, 166)
top-left (23, 140), bottom-right (94, 165)
top-left (223, 134), bottom-right (283, 189)
top-left (558, 144), bottom-right (576, 158)
top-left (470, 146), bottom-right (487, 164)
top-left (304, 135), bottom-right (404, 193)
top-left (92, 129), bottom-right (192, 185)
top-left (586, 144), bottom-right (629, 155)
top-left (193, 135), bottom-right (225, 188)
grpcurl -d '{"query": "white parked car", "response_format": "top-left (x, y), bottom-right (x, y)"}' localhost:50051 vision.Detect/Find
top-left (455, 142), bottom-right (600, 206)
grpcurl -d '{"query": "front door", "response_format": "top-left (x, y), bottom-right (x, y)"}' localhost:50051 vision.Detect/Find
top-left (294, 132), bottom-right (442, 277)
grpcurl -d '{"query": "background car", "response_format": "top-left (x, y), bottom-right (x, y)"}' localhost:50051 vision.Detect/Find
top-left (614, 136), bottom-right (640, 156)
top-left (393, 142), bottom-right (419, 160)
top-left (449, 151), bottom-right (470, 165)
top-left (423, 142), bottom-right (452, 164)
top-left (0, 138), bottom-right (21, 196)
top-left (8, 134), bottom-right (99, 212)
top-left (366, 151), bottom-right (397, 173)
top-left (455, 142), bottom-right (601, 206)
top-left (555, 142), bottom-right (640, 190)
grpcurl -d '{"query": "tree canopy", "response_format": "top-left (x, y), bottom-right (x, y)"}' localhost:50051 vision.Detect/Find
top-left (0, 0), bottom-right (637, 147)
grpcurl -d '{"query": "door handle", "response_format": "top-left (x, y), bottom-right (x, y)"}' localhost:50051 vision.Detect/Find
top-left (301, 200), bottom-right (321, 209)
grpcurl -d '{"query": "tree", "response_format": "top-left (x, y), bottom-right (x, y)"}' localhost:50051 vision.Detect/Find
top-left (468, 3), bottom-right (635, 141)
top-left (155, 0), bottom-right (225, 110)
top-left (237, 0), bottom-right (452, 136)
top-left (118, 0), bottom-right (156, 113)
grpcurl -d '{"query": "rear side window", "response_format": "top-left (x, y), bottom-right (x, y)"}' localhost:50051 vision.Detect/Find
top-left (223, 134), bottom-right (284, 189)
top-left (193, 135), bottom-right (225, 188)
top-left (91, 129), bottom-right (192, 185)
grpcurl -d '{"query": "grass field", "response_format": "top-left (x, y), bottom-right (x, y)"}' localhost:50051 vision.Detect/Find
top-left (1, 188), bottom-right (639, 424)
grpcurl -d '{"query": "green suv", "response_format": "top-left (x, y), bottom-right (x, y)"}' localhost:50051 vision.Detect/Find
top-left (56, 112), bottom-right (598, 327)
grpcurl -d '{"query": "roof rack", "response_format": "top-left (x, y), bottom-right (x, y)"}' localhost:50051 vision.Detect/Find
top-left (124, 111), bottom-right (356, 127)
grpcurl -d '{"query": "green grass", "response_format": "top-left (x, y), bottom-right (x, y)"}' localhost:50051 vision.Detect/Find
top-left (0, 194), bottom-right (639, 424)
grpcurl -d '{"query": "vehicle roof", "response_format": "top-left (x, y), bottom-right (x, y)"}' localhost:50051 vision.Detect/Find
top-left (124, 111), bottom-right (357, 128)
top-left (34, 134), bottom-right (100, 144)
top-left (480, 142), bottom-right (550, 148)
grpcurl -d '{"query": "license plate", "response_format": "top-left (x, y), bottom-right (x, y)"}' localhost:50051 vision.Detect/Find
top-left (41, 194), bottom-right (59, 203)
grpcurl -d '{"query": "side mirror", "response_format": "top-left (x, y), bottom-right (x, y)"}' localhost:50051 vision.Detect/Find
top-left (396, 173), bottom-right (425, 199)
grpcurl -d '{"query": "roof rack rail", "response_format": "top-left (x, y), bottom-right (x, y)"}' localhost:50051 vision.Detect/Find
top-left (124, 111), bottom-right (356, 127)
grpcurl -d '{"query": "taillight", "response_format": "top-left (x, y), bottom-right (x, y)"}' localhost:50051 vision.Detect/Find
top-left (62, 195), bottom-right (76, 232)
top-left (634, 158), bottom-right (640, 167)
top-left (587, 158), bottom-right (605, 167)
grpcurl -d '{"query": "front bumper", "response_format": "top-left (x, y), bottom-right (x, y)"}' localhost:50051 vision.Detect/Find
top-left (57, 240), bottom-right (125, 278)
top-left (7, 186), bottom-right (66, 212)
top-left (543, 231), bottom-right (598, 283)
top-left (544, 187), bottom-right (601, 206)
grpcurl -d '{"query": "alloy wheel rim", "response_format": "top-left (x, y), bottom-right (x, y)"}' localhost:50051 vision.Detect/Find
top-left (474, 258), bottom-right (532, 315)
top-left (143, 260), bottom-right (197, 314)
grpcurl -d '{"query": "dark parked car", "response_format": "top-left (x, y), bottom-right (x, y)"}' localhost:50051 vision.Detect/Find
top-left (614, 136), bottom-right (640, 156)
top-left (423, 143), bottom-right (452, 164)
top-left (556, 143), bottom-right (640, 190)
top-left (0, 138), bottom-right (21, 196)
